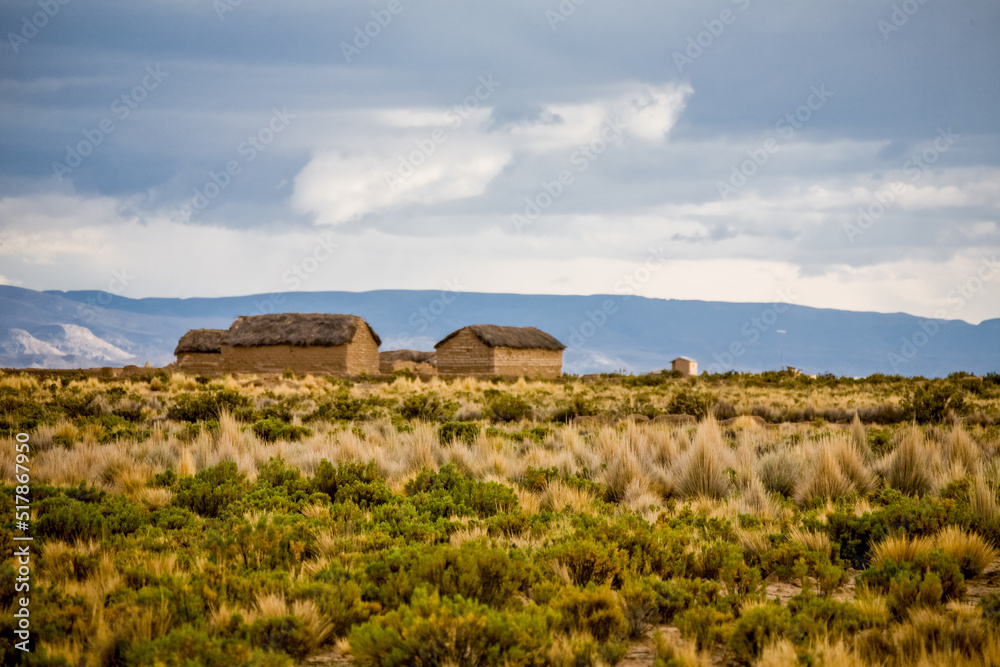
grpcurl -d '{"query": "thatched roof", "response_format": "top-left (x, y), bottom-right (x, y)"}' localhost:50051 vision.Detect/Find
top-left (174, 329), bottom-right (226, 354)
top-left (225, 313), bottom-right (381, 348)
top-left (380, 349), bottom-right (436, 364)
top-left (435, 325), bottom-right (565, 351)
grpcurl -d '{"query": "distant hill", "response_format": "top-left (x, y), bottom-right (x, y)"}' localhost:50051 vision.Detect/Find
top-left (0, 285), bottom-right (996, 377)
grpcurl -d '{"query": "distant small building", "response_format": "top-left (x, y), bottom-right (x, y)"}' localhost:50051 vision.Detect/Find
top-left (173, 329), bottom-right (225, 374)
top-left (379, 349), bottom-right (437, 375)
top-left (219, 313), bottom-right (380, 376)
top-left (434, 325), bottom-right (565, 378)
top-left (671, 356), bottom-right (698, 377)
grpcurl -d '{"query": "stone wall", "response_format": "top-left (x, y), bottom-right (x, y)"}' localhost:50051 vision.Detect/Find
top-left (379, 360), bottom-right (438, 375)
top-left (174, 352), bottom-right (223, 375)
top-left (344, 325), bottom-right (380, 375)
top-left (435, 329), bottom-right (494, 375)
top-left (493, 347), bottom-right (563, 378)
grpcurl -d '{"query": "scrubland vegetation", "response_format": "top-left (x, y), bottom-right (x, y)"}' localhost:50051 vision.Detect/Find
top-left (2, 368), bottom-right (1000, 666)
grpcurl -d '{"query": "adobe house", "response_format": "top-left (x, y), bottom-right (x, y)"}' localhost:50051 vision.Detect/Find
top-left (434, 325), bottom-right (565, 378)
top-left (219, 313), bottom-right (381, 376)
top-left (379, 349), bottom-right (437, 375)
top-left (671, 356), bottom-right (698, 377)
top-left (173, 329), bottom-right (226, 374)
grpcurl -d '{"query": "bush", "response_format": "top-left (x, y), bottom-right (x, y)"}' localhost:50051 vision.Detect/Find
top-left (363, 541), bottom-right (533, 611)
top-left (666, 390), bottom-right (713, 420)
top-left (902, 384), bottom-right (968, 423)
top-left (398, 393), bottom-right (457, 421)
top-left (483, 393), bottom-right (532, 423)
top-left (312, 459), bottom-right (392, 509)
top-left (167, 389), bottom-right (251, 422)
top-left (405, 463), bottom-right (519, 519)
top-left (349, 588), bottom-right (548, 667)
top-left (675, 606), bottom-right (732, 651)
top-left (251, 417), bottom-right (312, 443)
top-left (552, 585), bottom-right (627, 643)
top-left (172, 461), bottom-right (247, 518)
top-left (438, 421), bottom-right (481, 445)
top-left (249, 616), bottom-right (312, 661)
top-left (729, 604), bottom-right (791, 664)
top-left (857, 549), bottom-right (965, 619)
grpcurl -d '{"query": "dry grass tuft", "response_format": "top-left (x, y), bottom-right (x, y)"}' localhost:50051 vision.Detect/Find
top-left (787, 527), bottom-right (832, 557)
top-left (794, 440), bottom-right (856, 507)
top-left (971, 475), bottom-right (999, 522)
top-left (757, 448), bottom-right (801, 498)
top-left (884, 427), bottom-right (932, 497)
top-left (870, 534), bottom-right (934, 566)
top-left (673, 417), bottom-right (734, 499)
top-left (935, 526), bottom-right (999, 578)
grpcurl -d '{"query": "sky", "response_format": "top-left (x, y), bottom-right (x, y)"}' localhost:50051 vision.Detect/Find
top-left (1, 0), bottom-right (999, 323)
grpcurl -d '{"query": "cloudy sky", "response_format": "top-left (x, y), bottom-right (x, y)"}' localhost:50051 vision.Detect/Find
top-left (1, 0), bottom-right (998, 323)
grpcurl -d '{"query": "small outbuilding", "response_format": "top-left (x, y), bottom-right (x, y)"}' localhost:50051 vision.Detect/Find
top-left (379, 349), bottom-right (437, 375)
top-left (671, 356), bottom-right (698, 377)
top-left (434, 325), bottom-right (565, 378)
top-left (173, 329), bottom-right (226, 374)
top-left (220, 313), bottom-right (381, 376)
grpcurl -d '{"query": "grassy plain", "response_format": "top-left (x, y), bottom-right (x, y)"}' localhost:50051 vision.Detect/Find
top-left (2, 369), bottom-right (1000, 666)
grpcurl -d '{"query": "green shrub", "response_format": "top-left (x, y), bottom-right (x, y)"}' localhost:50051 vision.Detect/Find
top-left (249, 616), bottom-right (312, 661)
top-left (235, 458), bottom-right (327, 513)
top-left (312, 459), bottom-right (392, 509)
top-left (824, 491), bottom-right (953, 568)
top-left (786, 592), bottom-right (877, 644)
top-left (857, 550), bottom-right (965, 619)
top-left (552, 585), bottom-right (627, 643)
top-left (251, 417), bottom-right (311, 443)
top-left (405, 463), bottom-right (519, 519)
top-left (167, 389), bottom-right (251, 422)
top-left (619, 578), bottom-right (659, 638)
top-left (667, 390), bottom-right (713, 420)
top-left (545, 537), bottom-right (624, 587)
top-left (550, 395), bottom-right (598, 423)
top-left (305, 391), bottom-right (380, 422)
top-left (349, 588), bottom-right (548, 667)
top-left (902, 384), bottom-right (968, 423)
top-left (172, 461), bottom-right (247, 518)
top-left (438, 421), bottom-right (481, 445)
top-left (675, 606), bottom-right (732, 651)
top-left (123, 626), bottom-right (274, 667)
top-left (483, 393), bottom-right (532, 423)
top-left (398, 393), bottom-right (457, 421)
top-left (362, 541), bottom-right (534, 611)
top-left (729, 604), bottom-right (791, 664)
top-left (980, 592), bottom-right (1000, 627)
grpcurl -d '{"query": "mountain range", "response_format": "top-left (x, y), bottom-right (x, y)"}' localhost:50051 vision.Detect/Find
top-left (0, 285), bottom-right (997, 377)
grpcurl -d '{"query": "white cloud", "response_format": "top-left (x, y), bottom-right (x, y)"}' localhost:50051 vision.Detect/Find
top-left (290, 83), bottom-right (692, 226)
